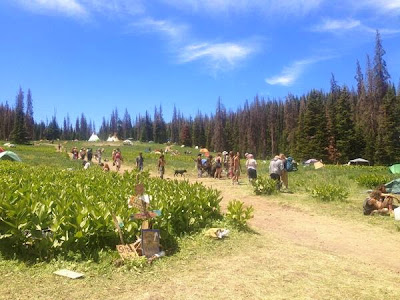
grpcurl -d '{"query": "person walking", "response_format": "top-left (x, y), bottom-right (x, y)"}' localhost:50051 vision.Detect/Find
top-left (115, 149), bottom-right (123, 172)
top-left (232, 152), bottom-right (241, 185)
top-left (158, 154), bottom-right (166, 179)
top-left (196, 153), bottom-right (203, 178)
top-left (214, 153), bottom-right (223, 179)
top-left (246, 154), bottom-right (257, 181)
top-left (279, 153), bottom-right (288, 190)
top-left (136, 152), bottom-right (144, 171)
top-left (269, 155), bottom-right (284, 190)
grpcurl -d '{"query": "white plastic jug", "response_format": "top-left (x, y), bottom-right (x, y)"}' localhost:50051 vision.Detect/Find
top-left (394, 207), bottom-right (400, 221)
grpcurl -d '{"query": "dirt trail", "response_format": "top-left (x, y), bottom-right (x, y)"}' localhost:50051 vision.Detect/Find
top-left (65, 148), bottom-right (400, 273)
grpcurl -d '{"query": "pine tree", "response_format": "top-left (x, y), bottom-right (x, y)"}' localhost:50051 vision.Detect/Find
top-left (25, 89), bottom-right (34, 141)
top-left (296, 91), bottom-right (328, 160)
top-left (375, 86), bottom-right (399, 164)
top-left (334, 86), bottom-right (357, 163)
top-left (10, 88), bottom-right (28, 144)
top-left (180, 123), bottom-right (192, 146)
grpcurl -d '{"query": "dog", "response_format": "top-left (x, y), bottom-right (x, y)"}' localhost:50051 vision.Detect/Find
top-left (174, 169), bottom-right (187, 177)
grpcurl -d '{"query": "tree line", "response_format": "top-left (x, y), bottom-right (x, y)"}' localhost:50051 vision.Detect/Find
top-left (1, 31), bottom-right (399, 165)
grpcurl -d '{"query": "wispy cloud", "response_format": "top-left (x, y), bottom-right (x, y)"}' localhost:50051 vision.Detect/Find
top-left (311, 18), bottom-right (400, 35)
top-left (130, 17), bottom-right (189, 42)
top-left (362, 0), bottom-right (400, 15)
top-left (162, 0), bottom-right (323, 16)
top-left (266, 57), bottom-right (329, 86)
top-left (130, 17), bottom-right (259, 72)
top-left (312, 18), bottom-right (361, 32)
top-left (179, 42), bottom-right (255, 70)
top-left (16, 0), bottom-right (88, 18)
top-left (15, 0), bottom-right (145, 18)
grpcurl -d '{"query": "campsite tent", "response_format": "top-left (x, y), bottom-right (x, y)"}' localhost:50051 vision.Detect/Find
top-left (88, 133), bottom-right (100, 142)
top-left (107, 136), bottom-right (119, 142)
top-left (385, 179), bottom-right (400, 194)
top-left (123, 140), bottom-right (133, 145)
top-left (347, 158), bottom-right (370, 166)
top-left (389, 164), bottom-right (400, 174)
top-left (304, 159), bottom-right (318, 165)
top-left (0, 151), bottom-right (21, 162)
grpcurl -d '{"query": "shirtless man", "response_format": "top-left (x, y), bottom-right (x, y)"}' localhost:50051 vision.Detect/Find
top-left (363, 190), bottom-right (393, 215)
top-left (232, 152), bottom-right (241, 185)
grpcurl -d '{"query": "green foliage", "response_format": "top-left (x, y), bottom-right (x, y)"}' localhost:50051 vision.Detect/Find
top-left (308, 184), bottom-right (349, 202)
top-left (355, 173), bottom-right (392, 189)
top-left (225, 200), bottom-right (254, 230)
top-left (251, 176), bottom-right (276, 195)
top-left (0, 162), bottom-right (222, 260)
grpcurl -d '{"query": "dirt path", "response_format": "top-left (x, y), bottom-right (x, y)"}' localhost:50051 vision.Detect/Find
top-left (66, 150), bottom-right (400, 273)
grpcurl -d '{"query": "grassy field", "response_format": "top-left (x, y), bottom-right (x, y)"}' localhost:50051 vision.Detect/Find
top-left (1, 141), bottom-right (400, 299)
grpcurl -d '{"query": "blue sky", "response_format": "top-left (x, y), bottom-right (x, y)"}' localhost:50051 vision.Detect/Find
top-left (1, 0), bottom-right (400, 129)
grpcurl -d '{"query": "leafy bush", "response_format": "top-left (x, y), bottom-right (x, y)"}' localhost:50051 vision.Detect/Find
top-left (0, 162), bottom-right (222, 260)
top-left (356, 174), bottom-right (392, 189)
top-left (225, 200), bottom-right (254, 230)
top-left (308, 184), bottom-right (349, 202)
top-left (251, 176), bottom-right (276, 195)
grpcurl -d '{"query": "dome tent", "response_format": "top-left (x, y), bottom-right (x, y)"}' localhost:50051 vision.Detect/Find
top-left (0, 151), bottom-right (21, 162)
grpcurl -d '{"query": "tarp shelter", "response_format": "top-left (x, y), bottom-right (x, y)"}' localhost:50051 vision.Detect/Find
top-left (88, 133), bottom-right (100, 142)
top-left (0, 151), bottom-right (21, 162)
top-left (347, 158), bottom-right (370, 166)
top-left (123, 140), bottom-right (133, 145)
top-left (304, 159), bottom-right (318, 165)
top-left (385, 179), bottom-right (400, 194)
top-left (389, 164), bottom-right (400, 174)
top-left (314, 161), bottom-right (324, 169)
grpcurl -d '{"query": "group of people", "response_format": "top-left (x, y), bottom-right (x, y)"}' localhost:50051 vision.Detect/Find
top-left (195, 151), bottom-right (257, 185)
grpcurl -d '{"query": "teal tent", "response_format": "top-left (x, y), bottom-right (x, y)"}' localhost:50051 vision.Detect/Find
top-left (389, 164), bottom-right (400, 174)
top-left (0, 151), bottom-right (21, 162)
top-left (385, 178), bottom-right (400, 194)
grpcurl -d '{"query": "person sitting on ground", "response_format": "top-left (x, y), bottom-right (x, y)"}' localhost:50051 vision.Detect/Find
top-left (103, 163), bottom-right (110, 172)
top-left (363, 190), bottom-right (393, 216)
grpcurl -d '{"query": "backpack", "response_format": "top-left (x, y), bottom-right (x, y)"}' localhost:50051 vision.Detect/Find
top-left (285, 157), bottom-right (294, 172)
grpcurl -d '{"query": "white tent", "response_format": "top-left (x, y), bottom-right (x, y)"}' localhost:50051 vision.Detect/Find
top-left (88, 133), bottom-right (100, 142)
top-left (107, 136), bottom-right (119, 142)
top-left (347, 158), bottom-right (370, 166)
top-left (123, 139), bottom-right (133, 145)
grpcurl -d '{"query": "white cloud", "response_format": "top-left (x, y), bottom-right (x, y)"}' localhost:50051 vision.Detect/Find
top-left (266, 57), bottom-right (328, 86)
top-left (81, 0), bottom-right (145, 16)
top-left (17, 0), bottom-right (87, 18)
top-left (363, 0), bottom-right (400, 14)
top-left (130, 18), bottom-right (189, 42)
top-left (179, 42), bottom-right (254, 70)
top-left (312, 18), bottom-right (361, 32)
top-left (311, 18), bottom-right (400, 36)
top-left (162, 0), bottom-right (323, 16)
